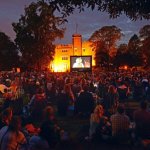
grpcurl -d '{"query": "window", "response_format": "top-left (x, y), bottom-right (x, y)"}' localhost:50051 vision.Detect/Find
top-left (62, 50), bottom-right (68, 52)
top-left (62, 57), bottom-right (68, 60)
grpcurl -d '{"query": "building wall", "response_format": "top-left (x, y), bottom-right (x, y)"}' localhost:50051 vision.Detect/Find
top-left (72, 34), bottom-right (82, 56)
top-left (51, 34), bottom-right (95, 72)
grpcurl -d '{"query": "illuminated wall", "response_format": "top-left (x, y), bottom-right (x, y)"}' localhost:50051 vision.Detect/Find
top-left (51, 34), bottom-right (95, 72)
top-left (72, 34), bottom-right (82, 56)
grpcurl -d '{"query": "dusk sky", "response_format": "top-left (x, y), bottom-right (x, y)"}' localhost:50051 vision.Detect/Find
top-left (0, 0), bottom-right (149, 45)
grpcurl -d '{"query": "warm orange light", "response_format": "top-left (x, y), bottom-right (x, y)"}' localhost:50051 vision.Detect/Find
top-left (124, 65), bottom-right (128, 70)
top-left (49, 62), bottom-right (67, 72)
top-left (17, 68), bottom-right (20, 73)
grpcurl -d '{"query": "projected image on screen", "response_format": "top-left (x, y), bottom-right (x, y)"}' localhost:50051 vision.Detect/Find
top-left (70, 56), bottom-right (92, 72)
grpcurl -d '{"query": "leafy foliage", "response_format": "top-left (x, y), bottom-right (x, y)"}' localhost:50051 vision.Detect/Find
top-left (89, 25), bottom-right (122, 67)
top-left (114, 35), bottom-right (143, 68)
top-left (94, 41), bottom-right (109, 66)
top-left (46, 0), bottom-right (150, 20)
top-left (139, 25), bottom-right (150, 66)
top-left (13, 1), bottom-right (66, 70)
top-left (0, 32), bottom-right (19, 70)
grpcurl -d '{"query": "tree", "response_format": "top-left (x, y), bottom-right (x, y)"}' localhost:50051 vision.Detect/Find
top-left (46, 0), bottom-right (150, 20)
top-left (0, 31), bottom-right (19, 70)
top-left (89, 25), bottom-right (122, 69)
top-left (127, 34), bottom-right (143, 67)
top-left (128, 34), bottom-right (142, 59)
top-left (94, 41), bottom-right (109, 67)
top-left (139, 25), bottom-right (150, 66)
top-left (117, 44), bottom-right (128, 54)
top-left (12, 1), bottom-right (66, 70)
top-left (114, 44), bottom-right (128, 68)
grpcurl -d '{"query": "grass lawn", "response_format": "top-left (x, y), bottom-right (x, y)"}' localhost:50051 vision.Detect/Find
top-left (55, 101), bottom-right (149, 150)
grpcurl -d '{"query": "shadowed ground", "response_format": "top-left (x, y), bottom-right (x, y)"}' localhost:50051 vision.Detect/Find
top-left (55, 102), bottom-right (147, 150)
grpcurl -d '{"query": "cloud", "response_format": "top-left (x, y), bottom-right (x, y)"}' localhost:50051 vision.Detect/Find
top-left (0, 1), bottom-right (149, 44)
top-left (122, 30), bottom-right (133, 34)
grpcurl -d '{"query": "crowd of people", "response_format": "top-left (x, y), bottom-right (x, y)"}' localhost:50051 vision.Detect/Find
top-left (0, 69), bottom-right (150, 149)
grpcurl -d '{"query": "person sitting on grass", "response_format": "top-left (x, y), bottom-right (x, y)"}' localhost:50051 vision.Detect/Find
top-left (110, 104), bottom-right (130, 142)
top-left (133, 101), bottom-right (150, 139)
top-left (89, 105), bottom-right (104, 139)
top-left (41, 106), bottom-right (67, 149)
top-left (29, 123), bottom-right (51, 150)
top-left (0, 116), bottom-right (27, 150)
top-left (0, 107), bottom-right (13, 129)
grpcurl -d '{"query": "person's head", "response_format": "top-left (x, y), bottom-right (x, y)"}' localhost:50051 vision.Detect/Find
top-left (117, 104), bottom-right (125, 114)
top-left (9, 116), bottom-right (22, 131)
top-left (140, 101), bottom-right (148, 110)
top-left (36, 87), bottom-right (44, 94)
top-left (74, 78), bottom-right (79, 84)
top-left (4, 88), bottom-right (8, 93)
top-left (94, 105), bottom-right (104, 117)
top-left (64, 84), bottom-right (72, 94)
top-left (43, 106), bottom-right (55, 121)
top-left (76, 57), bottom-right (82, 63)
top-left (108, 85), bottom-right (117, 94)
top-left (1, 107), bottom-right (13, 124)
top-left (82, 84), bottom-right (89, 92)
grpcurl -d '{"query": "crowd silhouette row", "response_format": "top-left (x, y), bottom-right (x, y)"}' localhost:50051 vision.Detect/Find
top-left (0, 70), bottom-right (150, 149)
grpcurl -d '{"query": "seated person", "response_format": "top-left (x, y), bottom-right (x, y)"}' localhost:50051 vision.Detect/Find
top-left (29, 123), bottom-right (51, 150)
top-left (110, 104), bottom-right (130, 140)
top-left (133, 101), bottom-right (150, 139)
top-left (89, 105), bottom-right (104, 138)
top-left (0, 107), bottom-right (13, 129)
top-left (94, 116), bottom-right (111, 141)
top-left (30, 88), bottom-right (47, 122)
top-left (2, 88), bottom-right (13, 109)
top-left (41, 106), bottom-right (66, 148)
top-left (0, 116), bottom-right (27, 150)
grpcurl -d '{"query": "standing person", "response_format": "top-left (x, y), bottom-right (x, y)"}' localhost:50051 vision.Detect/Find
top-left (64, 84), bottom-right (75, 105)
top-left (56, 86), bottom-right (70, 117)
top-left (75, 84), bottom-right (95, 117)
top-left (0, 116), bottom-right (27, 150)
top-left (46, 82), bottom-right (57, 104)
top-left (117, 82), bottom-right (130, 103)
top-left (72, 78), bottom-right (82, 100)
top-left (104, 85), bottom-right (119, 114)
top-left (30, 88), bottom-right (47, 122)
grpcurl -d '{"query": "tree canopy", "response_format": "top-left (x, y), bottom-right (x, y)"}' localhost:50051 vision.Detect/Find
top-left (46, 0), bottom-right (150, 20)
top-left (127, 34), bottom-right (143, 66)
top-left (0, 32), bottom-right (19, 70)
top-left (12, 1), bottom-right (66, 70)
top-left (139, 25), bottom-right (150, 66)
top-left (89, 25), bottom-right (122, 67)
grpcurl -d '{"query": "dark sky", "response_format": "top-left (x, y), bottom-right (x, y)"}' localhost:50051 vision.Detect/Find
top-left (0, 0), bottom-right (149, 44)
